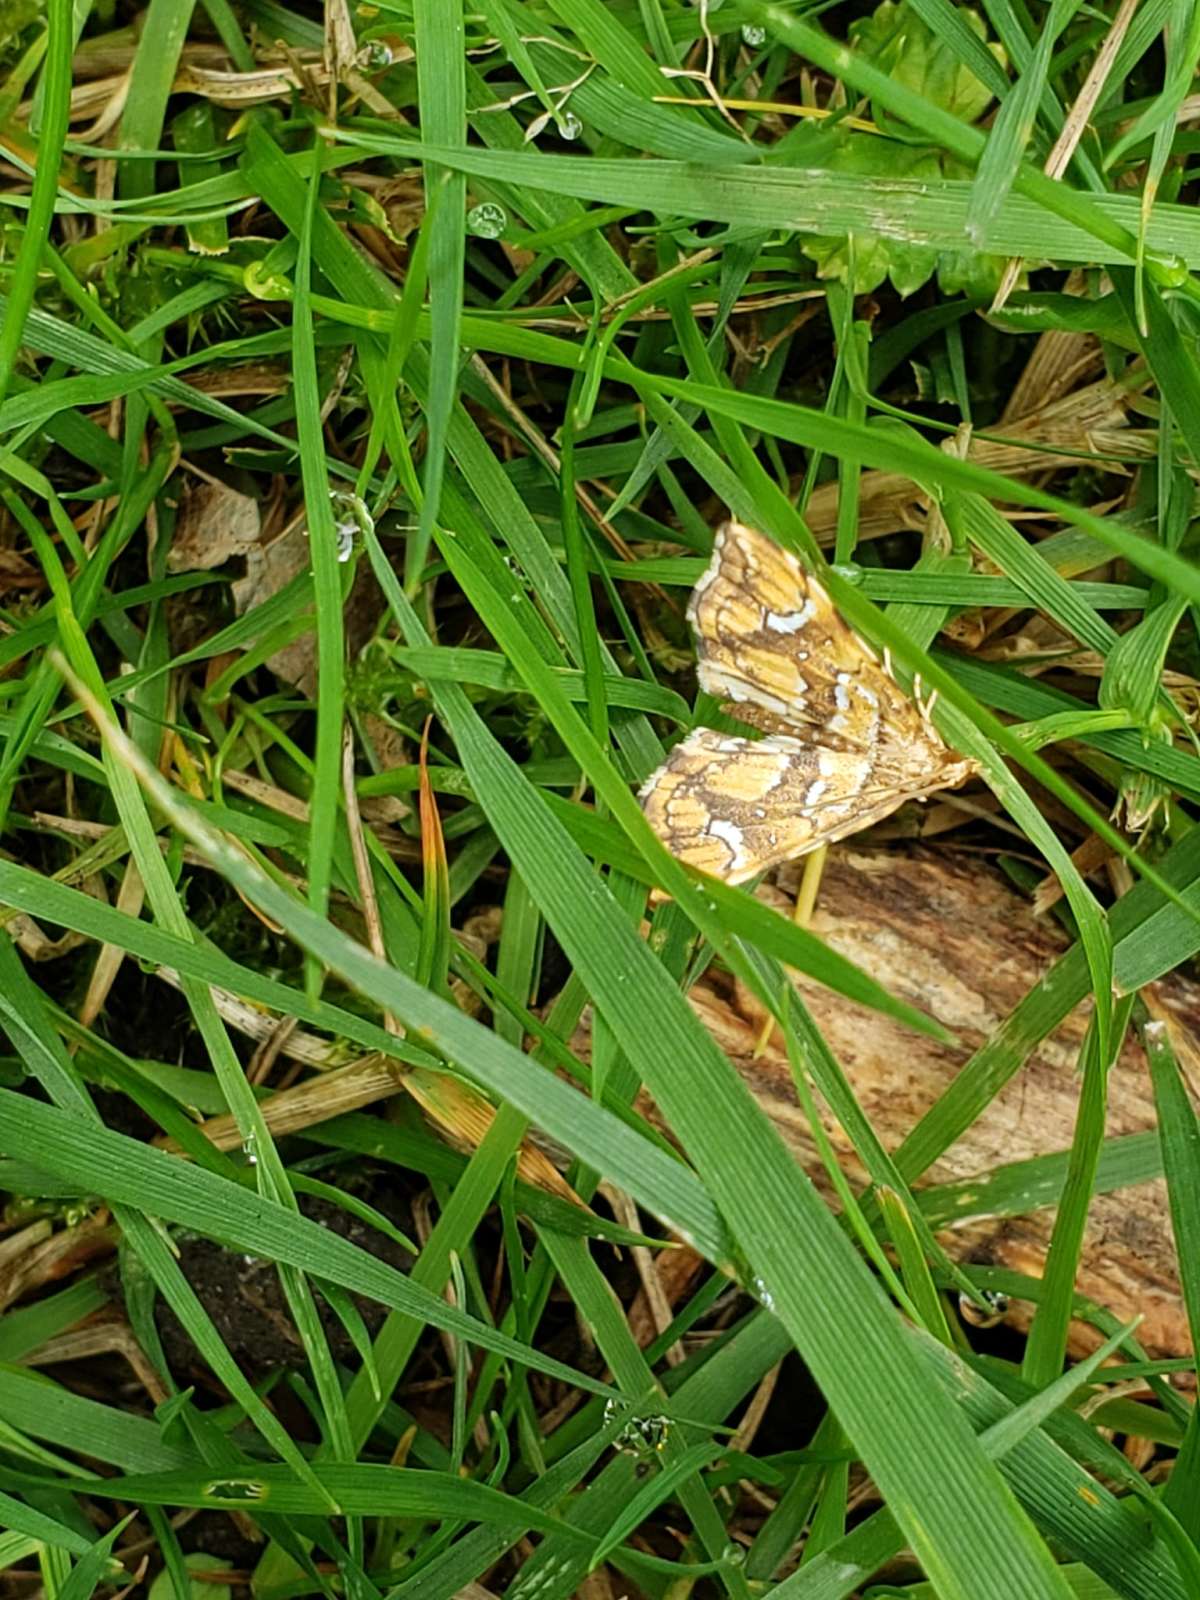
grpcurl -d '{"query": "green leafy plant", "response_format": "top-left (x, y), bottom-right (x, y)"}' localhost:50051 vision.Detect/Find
top-left (800, 0), bottom-right (1011, 295)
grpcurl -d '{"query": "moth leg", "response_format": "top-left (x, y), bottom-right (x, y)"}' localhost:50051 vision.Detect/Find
top-left (751, 842), bottom-right (830, 1058)
top-left (793, 841), bottom-right (830, 927)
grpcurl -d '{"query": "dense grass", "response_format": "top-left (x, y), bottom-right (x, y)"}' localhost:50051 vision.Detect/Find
top-left (1, 0), bottom-right (1200, 1596)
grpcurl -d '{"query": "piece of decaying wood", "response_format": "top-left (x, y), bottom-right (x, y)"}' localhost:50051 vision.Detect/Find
top-left (677, 845), bottom-right (1197, 1360)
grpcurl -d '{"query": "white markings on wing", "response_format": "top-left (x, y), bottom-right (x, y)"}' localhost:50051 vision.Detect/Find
top-left (708, 817), bottom-right (747, 866)
top-left (763, 599), bottom-right (815, 635)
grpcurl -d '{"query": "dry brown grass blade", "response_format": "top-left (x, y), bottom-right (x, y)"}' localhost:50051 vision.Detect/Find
top-left (0, 1212), bottom-right (118, 1313)
top-left (403, 1061), bottom-right (588, 1205)
top-left (157, 1055), bottom-right (406, 1155)
top-left (600, 1184), bottom-right (685, 1364)
top-left (77, 857), bottom-right (145, 1029)
top-left (150, 966), bottom-right (587, 1204)
top-left (803, 379), bottom-right (1143, 546)
top-left (1000, 324), bottom-right (1103, 426)
top-left (1032, 833), bottom-right (1115, 915)
top-left (3, 910), bottom-right (87, 961)
top-left (991, 0), bottom-right (1142, 313)
top-left (18, 1314), bottom-right (169, 1402)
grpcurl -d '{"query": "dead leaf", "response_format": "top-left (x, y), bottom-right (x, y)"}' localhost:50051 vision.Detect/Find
top-left (169, 478), bottom-right (261, 574)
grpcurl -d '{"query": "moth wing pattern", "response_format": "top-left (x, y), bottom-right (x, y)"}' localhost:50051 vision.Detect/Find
top-left (639, 521), bottom-right (978, 885)
top-left (687, 520), bottom-right (927, 751)
top-left (639, 727), bottom-right (975, 886)
top-left (639, 727), bottom-right (867, 885)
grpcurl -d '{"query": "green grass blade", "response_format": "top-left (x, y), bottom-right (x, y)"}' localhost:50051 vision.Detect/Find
top-left (1142, 1001), bottom-right (1200, 1537)
top-left (408, 0), bottom-right (467, 587)
top-left (116, 0), bottom-right (197, 202)
top-left (290, 142), bottom-right (347, 977)
top-left (0, 0), bottom-right (71, 406)
top-left (966, 0), bottom-right (1081, 241)
top-left (1022, 1000), bottom-right (1135, 1387)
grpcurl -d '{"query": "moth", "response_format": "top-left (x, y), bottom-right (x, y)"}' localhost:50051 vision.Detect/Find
top-left (639, 521), bottom-right (978, 886)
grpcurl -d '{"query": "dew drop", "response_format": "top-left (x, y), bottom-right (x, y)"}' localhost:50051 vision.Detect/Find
top-left (356, 39), bottom-right (393, 69)
top-left (467, 201), bottom-right (507, 240)
top-left (750, 1273), bottom-right (777, 1313)
top-left (1147, 250), bottom-right (1190, 289)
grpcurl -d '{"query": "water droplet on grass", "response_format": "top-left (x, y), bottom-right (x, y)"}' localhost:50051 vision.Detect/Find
top-left (467, 201), bottom-right (507, 239)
